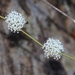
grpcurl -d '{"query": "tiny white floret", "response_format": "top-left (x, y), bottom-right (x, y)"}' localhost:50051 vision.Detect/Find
top-left (5, 11), bottom-right (26, 33)
top-left (42, 38), bottom-right (64, 60)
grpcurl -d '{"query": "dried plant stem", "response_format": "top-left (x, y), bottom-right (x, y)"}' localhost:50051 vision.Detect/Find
top-left (43, 0), bottom-right (75, 23)
top-left (0, 15), bottom-right (75, 60)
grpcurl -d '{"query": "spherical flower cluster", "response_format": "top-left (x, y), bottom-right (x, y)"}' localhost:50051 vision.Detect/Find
top-left (42, 38), bottom-right (64, 60)
top-left (5, 11), bottom-right (26, 33)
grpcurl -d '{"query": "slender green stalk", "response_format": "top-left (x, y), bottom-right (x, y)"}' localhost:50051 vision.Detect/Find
top-left (20, 29), bottom-right (43, 46)
top-left (0, 15), bottom-right (6, 20)
top-left (60, 52), bottom-right (75, 60)
top-left (21, 29), bottom-right (75, 61)
top-left (0, 15), bottom-right (75, 61)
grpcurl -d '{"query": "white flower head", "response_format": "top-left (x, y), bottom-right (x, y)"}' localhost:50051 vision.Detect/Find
top-left (5, 11), bottom-right (26, 33)
top-left (42, 38), bottom-right (64, 60)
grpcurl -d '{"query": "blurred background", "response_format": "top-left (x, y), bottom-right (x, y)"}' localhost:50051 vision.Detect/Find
top-left (0, 0), bottom-right (75, 75)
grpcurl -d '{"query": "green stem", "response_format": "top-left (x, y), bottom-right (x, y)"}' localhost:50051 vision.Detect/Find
top-left (21, 29), bottom-right (75, 61)
top-left (0, 15), bottom-right (75, 61)
top-left (20, 29), bottom-right (43, 46)
top-left (0, 15), bottom-right (6, 20)
top-left (60, 52), bottom-right (75, 61)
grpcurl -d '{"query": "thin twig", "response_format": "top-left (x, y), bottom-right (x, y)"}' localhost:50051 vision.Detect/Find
top-left (43, 0), bottom-right (75, 23)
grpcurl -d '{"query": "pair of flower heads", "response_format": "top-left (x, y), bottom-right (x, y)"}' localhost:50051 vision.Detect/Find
top-left (5, 11), bottom-right (64, 60)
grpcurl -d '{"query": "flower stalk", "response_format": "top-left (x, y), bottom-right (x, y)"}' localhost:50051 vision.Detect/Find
top-left (20, 30), bottom-right (75, 60)
top-left (0, 15), bottom-right (6, 20)
top-left (60, 52), bottom-right (75, 60)
top-left (0, 15), bottom-right (75, 60)
top-left (20, 29), bottom-right (43, 46)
